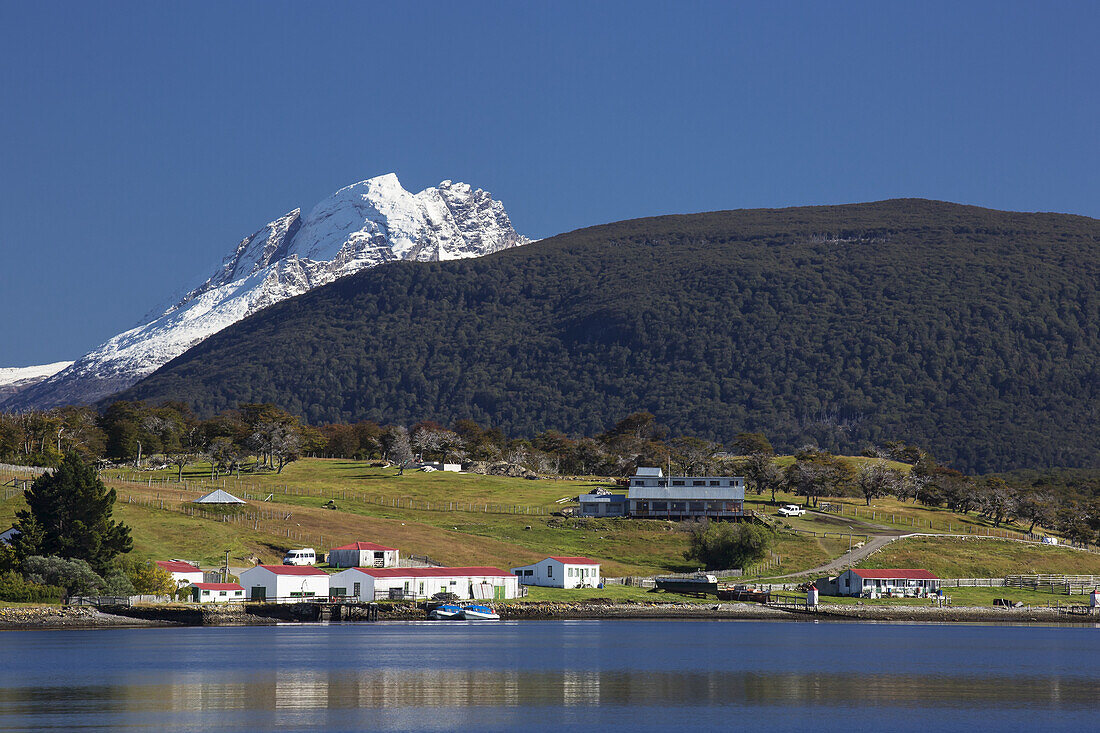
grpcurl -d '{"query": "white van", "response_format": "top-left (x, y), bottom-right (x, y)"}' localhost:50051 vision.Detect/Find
top-left (282, 548), bottom-right (316, 566)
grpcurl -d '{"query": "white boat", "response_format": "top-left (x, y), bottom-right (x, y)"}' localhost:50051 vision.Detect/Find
top-left (459, 604), bottom-right (500, 620)
top-left (428, 604), bottom-right (463, 620)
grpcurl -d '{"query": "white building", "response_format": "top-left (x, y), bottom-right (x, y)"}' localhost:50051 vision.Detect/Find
top-left (239, 565), bottom-right (330, 602)
top-left (156, 560), bottom-right (205, 588)
top-left (327, 541), bottom-right (399, 568)
top-left (189, 582), bottom-right (245, 603)
top-left (510, 556), bottom-right (601, 588)
top-left (329, 566), bottom-right (519, 601)
top-left (628, 467), bottom-right (745, 520)
top-left (577, 492), bottom-right (628, 517)
top-left (837, 568), bottom-right (939, 597)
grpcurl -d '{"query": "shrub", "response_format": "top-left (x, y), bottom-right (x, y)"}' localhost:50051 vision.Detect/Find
top-left (22, 556), bottom-right (105, 597)
top-left (684, 522), bottom-right (775, 570)
top-left (0, 571), bottom-right (65, 603)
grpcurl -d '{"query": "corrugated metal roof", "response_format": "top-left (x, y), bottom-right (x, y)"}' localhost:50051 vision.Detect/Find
top-left (192, 583), bottom-right (244, 590)
top-left (193, 489), bottom-right (246, 504)
top-left (252, 564), bottom-right (328, 576)
top-left (849, 569), bottom-right (938, 580)
top-left (629, 486), bottom-right (745, 500)
top-left (156, 560), bottom-right (200, 573)
top-left (635, 467), bottom-right (664, 477)
top-left (356, 566), bottom-right (512, 578)
top-left (332, 542), bottom-right (396, 551)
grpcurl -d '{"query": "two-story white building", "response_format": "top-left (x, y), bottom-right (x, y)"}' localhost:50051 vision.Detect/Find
top-left (510, 557), bottom-right (601, 588)
top-left (239, 565), bottom-right (330, 602)
top-left (627, 467), bottom-right (745, 520)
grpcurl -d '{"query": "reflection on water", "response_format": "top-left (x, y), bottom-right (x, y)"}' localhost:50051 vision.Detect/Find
top-left (1, 620), bottom-right (1098, 731)
top-left (2, 667), bottom-right (1097, 712)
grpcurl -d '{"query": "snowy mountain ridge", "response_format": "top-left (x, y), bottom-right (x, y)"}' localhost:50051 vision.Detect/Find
top-left (4, 174), bottom-right (529, 410)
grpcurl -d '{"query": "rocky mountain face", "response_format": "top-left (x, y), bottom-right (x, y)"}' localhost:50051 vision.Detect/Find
top-left (2, 174), bottom-right (528, 410)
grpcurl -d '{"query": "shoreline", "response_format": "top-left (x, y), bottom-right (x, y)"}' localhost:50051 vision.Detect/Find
top-left (4, 600), bottom-right (1097, 629)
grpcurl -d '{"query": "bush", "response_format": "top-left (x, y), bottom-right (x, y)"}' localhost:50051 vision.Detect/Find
top-left (685, 522), bottom-right (775, 570)
top-left (123, 558), bottom-right (174, 595)
top-left (0, 571), bottom-right (65, 603)
top-left (22, 556), bottom-right (105, 597)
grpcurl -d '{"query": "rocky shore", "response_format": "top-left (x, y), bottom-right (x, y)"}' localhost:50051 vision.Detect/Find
top-left (4, 600), bottom-right (1095, 630)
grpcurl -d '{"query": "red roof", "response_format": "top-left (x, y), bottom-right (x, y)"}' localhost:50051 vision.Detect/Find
top-left (549, 556), bottom-right (600, 565)
top-left (156, 560), bottom-right (201, 573)
top-left (351, 566), bottom-right (512, 579)
top-left (333, 542), bottom-right (396, 552)
top-left (192, 583), bottom-right (244, 591)
top-left (850, 569), bottom-right (938, 580)
top-left (255, 564), bottom-right (328, 576)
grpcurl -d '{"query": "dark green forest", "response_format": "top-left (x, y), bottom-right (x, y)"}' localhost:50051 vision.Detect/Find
top-left (112, 199), bottom-right (1100, 473)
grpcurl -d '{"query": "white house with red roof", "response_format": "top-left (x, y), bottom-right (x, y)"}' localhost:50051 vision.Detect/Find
top-left (238, 564), bottom-right (330, 602)
top-left (510, 557), bottom-right (601, 589)
top-left (156, 560), bottom-right (204, 588)
top-left (327, 541), bottom-right (399, 568)
top-left (837, 568), bottom-right (939, 597)
top-left (188, 582), bottom-right (245, 604)
top-left (329, 566), bottom-right (519, 601)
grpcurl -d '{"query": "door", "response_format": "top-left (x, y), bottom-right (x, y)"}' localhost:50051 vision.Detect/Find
top-left (494, 585), bottom-right (506, 600)
top-left (250, 586), bottom-right (266, 601)
top-left (353, 581), bottom-right (361, 599)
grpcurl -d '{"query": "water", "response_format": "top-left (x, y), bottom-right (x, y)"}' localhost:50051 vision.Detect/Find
top-left (1, 619), bottom-right (1097, 732)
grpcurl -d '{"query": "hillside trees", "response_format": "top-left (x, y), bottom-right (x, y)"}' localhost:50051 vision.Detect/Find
top-left (685, 522), bottom-right (775, 570)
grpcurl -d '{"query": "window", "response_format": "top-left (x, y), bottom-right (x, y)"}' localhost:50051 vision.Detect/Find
top-left (689, 502), bottom-right (705, 513)
top-left (234, 591), bottom-right (242, 596)
top-left (652, 501), bottom-right (667, 511)
top-left (202, 590), bottom-right (210, 596)
top-left (710, 480), bottom-right (720, 486)
top-left (693, 480), bottom-right (705, 487)
top-left (672, 480), bottom-right (685, 486)
top-left (548, 566), bottom-right (553, 577)
top-left (524, 569), bottom-right (533, 577)
top-left (450, 580), bottom-right (457, 585)
top-left (671, 502), bottom-right (686, 511)
top-left (219, 591), bottom-right (227, 596)
top-left (353, 582), bottom-right (361, 596)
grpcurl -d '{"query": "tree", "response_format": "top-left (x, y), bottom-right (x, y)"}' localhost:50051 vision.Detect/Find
top-left (13, 453), bottom-right (132, 573)
top-left (855, 460), bottom-right (900, 506)
top-left (739, 451), bottom-right (782, 502)
top-left (125, 558), bottom-right (175, 594)
top-left (382, 426), bottom-right (413, 467)
top-left (731, 432), bottom-right (772, 456)
top-left (668, 436), bottom-right (720, 475)
top-left (684, 522), bottom-right (775, 570)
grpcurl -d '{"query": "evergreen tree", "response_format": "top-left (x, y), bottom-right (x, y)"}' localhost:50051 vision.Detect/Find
top-left (13, 453), bottom-right (132, 572)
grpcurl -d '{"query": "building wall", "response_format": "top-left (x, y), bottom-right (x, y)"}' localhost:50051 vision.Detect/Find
top-left (192, 587), bottom-right (245, 603)
top-left (239, 569), bottom-right (329, 602)
top-left (328, 548), bottom-right (399, 568)
top-left (512, 559), bottom-right (600, 589)
top-left (334, 572), bottom-right (518, 600)
top-left (171, 570), bottom-right (205, 587)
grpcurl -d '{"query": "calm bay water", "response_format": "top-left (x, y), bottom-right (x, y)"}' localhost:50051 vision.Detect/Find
top-left (1, 619), bottom-right (1097, 732)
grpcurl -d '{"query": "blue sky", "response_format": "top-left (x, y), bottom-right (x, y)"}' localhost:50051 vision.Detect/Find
top-left (2, 1), bottom-right (1098, 365)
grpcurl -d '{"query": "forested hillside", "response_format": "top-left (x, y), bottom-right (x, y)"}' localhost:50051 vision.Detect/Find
top-left (112, 199), bottom-right (1100, 473)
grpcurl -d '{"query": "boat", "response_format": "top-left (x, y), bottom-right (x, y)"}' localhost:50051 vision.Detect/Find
top-left (654, 574), bottom-right (719, 595)
top-left (459, 604), bottom-right (500, 620)
top-left (428, 604), bottom-right (463, 620)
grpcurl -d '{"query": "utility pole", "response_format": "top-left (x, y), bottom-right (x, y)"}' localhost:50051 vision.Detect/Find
top-left (223, 549), bottom-right (230, 583)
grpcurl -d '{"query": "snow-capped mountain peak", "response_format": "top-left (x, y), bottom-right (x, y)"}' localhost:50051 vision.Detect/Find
top-left (4, 175), bottom-right (529, 410)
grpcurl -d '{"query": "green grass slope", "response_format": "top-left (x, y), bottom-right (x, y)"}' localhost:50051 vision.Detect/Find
top-left (114, 199), bottom-right (1100, 473)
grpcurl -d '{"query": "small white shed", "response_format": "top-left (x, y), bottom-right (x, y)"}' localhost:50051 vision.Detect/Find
top-left (156, 560), bottom-right (205, 587)
top-left (329, 566), bottom-right (519, 601)
top-left (189, 582), bottom-right (245, 603)
top-left (327, 541), bottom-right (399, 568)
top-left (193, 489), bottom-right (246, 505)
top-left (510, 556), bottom-right (601, 589)
top-left (239, 565), bottom-right (330, 602)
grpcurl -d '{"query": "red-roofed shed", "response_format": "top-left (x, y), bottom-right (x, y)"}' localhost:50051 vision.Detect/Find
top-left (510, 557), bottom-right (602, 589)
top-left (188, 582), bottom-right (246, 604)
top-left (327, 541), bottom-right (399, 569)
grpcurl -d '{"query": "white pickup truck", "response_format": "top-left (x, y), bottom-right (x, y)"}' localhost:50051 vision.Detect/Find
top-left (777, 504), bottom-right (806, 517)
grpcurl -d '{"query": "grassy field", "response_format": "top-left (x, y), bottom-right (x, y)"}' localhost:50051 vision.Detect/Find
top-left (855, 536), bottom-right (1100, 577)
top-left (1, 457), bottom-right (1086, 581)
